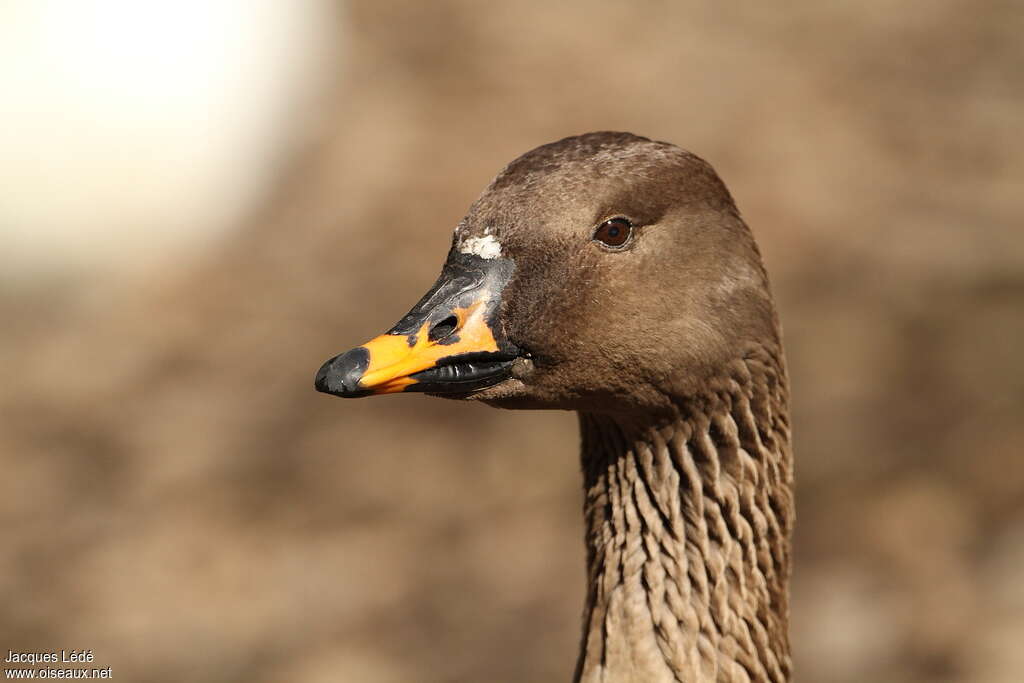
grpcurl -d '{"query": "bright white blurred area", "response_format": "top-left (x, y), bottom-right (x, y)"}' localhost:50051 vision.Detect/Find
top-left (0, 0), bottom-right (340, 280)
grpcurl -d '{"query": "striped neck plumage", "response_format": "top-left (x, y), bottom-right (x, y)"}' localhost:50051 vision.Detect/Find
top-left (574, 351), bottom-right (793, 683)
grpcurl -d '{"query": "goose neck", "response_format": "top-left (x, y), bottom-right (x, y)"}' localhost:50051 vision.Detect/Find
top-left (574, 359), bottom-right (792, 683)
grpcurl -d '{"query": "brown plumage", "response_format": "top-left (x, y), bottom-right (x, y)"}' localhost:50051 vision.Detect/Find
top-left (316, 132), bottom-right (793, 682)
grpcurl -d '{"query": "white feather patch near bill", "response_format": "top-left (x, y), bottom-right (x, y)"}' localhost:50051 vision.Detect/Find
top-left (459, 234), bottom-right (502, 259)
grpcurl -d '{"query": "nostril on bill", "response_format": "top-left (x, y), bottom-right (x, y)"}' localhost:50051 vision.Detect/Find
top-left (428, 315), bottom-right (459, 343)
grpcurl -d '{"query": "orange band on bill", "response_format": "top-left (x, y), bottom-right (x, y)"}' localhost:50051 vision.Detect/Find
top-left (356, 300), bottom-right (499, 394)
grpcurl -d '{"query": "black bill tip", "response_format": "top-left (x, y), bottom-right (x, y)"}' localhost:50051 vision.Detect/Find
top-left (315, 346), bottom-right (372, 398)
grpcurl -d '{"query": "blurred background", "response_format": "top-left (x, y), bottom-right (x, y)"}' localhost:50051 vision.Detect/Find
top-left (2, 1), bottom-right (1021, 681)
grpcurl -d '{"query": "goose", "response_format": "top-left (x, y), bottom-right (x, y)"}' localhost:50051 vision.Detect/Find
top-left (315, 132), bottom-right (793, 683)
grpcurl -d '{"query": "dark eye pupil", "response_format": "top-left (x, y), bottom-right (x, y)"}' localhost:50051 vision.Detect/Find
top-left (594, 218), bottom-right (632, 247)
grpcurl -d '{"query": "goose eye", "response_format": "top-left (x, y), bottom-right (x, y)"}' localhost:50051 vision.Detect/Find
top-left (593, 218), bottom-right (632, 248)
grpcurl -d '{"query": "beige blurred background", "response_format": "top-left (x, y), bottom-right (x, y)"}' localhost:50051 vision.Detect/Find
top-left (2, 1), bottom-right (1022, 681)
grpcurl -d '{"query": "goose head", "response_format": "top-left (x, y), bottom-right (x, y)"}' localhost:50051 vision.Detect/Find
top-left (315, 131), bottom-right (778, 416)
top-left (315, 132), bottom-right (794, 681)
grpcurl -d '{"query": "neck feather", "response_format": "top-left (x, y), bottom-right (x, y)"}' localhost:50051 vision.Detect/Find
top-left (574, 347), bottom-right (793, 683)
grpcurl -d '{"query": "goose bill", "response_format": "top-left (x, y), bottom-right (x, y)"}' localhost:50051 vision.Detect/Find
top-left (314, 252), bottom-right (518, 397)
